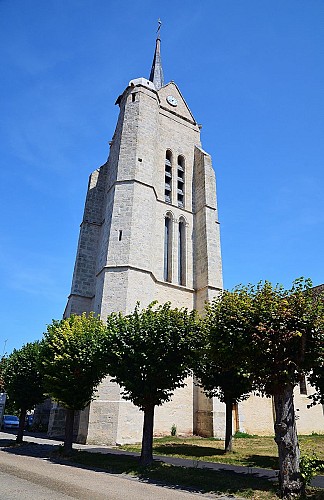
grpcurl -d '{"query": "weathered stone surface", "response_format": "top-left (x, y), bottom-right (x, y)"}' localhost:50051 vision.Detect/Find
top-left (53, 76), bottom-right (223, 444)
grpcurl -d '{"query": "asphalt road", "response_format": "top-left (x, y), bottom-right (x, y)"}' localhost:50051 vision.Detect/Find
top-left (1, 431), bottom-right (322, 497)
top-left (0, 449), bottom-right (221, 500)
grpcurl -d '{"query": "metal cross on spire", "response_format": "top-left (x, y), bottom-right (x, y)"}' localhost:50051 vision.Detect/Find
top-left (149, 19), bottom-right (164, 90)
top-left (157, 18), bottom-right (162, 38)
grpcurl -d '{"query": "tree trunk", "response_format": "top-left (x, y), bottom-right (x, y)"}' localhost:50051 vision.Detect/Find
top-left (63, 408), bottom-right (75, 455)
top-left (224, 400), bottom-right (233, 452)
top-left (140, 404), bottom-right (155, 466)
top-left (273, 384), bottom-right (303, 499)
top-left (16, 408), bottom-right (26, 444)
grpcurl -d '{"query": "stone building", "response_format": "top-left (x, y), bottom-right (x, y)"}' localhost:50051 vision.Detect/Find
top-left (48, 34), bottom-right (323, 443)
top-left (49, 33), bottom-right (222, 444)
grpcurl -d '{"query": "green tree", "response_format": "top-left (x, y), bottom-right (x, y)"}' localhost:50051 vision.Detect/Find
top-left (0, 356), bottom-right (6, 392)
top-left (104, 302), bottom-right (200, 466)
top-left (42, 313), bottom-right (107, 454)
top-left (3, 342), bottom-right (45, 443)
top-left (194, 289), bottom-right (253, 452)
top-left (244, 278), bottom-right (324, 499)
top-left (308, 364), bottom-right (324, 406)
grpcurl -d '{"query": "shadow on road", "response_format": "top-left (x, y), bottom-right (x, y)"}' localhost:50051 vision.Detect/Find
top-left (153, 443), bottom-right (226, 457)
top-left (1, 433), bottom-right (323, 495)
top-left (0, 436), bottom-right (280, 498)
top-left (0, 439), bottom-right (56, 458)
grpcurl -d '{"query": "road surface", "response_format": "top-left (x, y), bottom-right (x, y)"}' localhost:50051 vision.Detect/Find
top-left (0, 448), bottom-right (223, 500)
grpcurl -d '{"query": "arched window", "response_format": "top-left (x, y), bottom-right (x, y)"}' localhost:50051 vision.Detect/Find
top-left (177, 156), bottom-right (185, 208)
top-left (178, 217), bottom-right (186, 286)
top-left (165, 150), bottom-right (172, 203)
top-left (164, 213), bottom-right (173, 282)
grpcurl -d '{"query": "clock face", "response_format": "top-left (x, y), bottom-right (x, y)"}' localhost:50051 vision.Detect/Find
top-left (166, 95), bottom-right (178, 107)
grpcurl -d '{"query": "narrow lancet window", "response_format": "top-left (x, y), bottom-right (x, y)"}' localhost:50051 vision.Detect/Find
top-left (299, 375), bottom-right (307, 395)
top-left (164, 214), bottom-right (172, 282)
top-left (177, 155), bottom-right (185, 208)
top-left (165, 150), bottom-right (172, 203)
top-left (178, 218), bottom-right (186, 286)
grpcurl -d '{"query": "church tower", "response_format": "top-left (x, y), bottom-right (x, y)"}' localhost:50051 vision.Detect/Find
top-left (62, 32), bottom-right (223, 444)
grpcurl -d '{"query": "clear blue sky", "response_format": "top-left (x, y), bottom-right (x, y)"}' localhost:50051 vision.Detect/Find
top-left (1, 0), bottom-right (323, 353)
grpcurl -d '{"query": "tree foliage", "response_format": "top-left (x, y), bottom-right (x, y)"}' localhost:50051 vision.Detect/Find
top-left (308, 364), bottom-right (324, 406)
top-left (194, 289), bottom-right (253, 452)
top-left (245, 278), bottom-right (324, 396)
top-left (42, 313), bottom-right (107, 410)
top-left (2, 341), bottom-right (45, 442)
top-left (42, 313), bottom-right (107, 453)
top-left (104, 302), bottom-right (200, 465)
top-left (242, 278), bottom-right (323, 499)
top-left (0, 356), bottom-right (6, 392)
top-left (197, 278), bottom-right (323, 499)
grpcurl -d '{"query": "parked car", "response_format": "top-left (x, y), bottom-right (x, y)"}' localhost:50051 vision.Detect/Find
top-left (2, 415), bottom-right (19, 430)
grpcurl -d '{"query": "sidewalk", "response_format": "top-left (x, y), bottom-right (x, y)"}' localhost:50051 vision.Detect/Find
top-left (1, 431), bottom-right (323, 489)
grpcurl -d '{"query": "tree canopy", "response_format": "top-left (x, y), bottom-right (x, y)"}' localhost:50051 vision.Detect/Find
top-left (104, 302), bottom-right (200, 465)
top-left (245, 278), bottom-right (324, 397)
top-left (0, 356), bottom-right (5, 392)
top-left (42, 313), bottom-right (107, 453)
top-left (2, 341), bottom-right (45, 442)
top-left (242, 278), bottom-right (323, 499)
top-left (196, 278), bottom-right (323, 498)
top-left (308, 364), bottom-right (324, 406)
top-left (194, 289), bottom-right (253, 452)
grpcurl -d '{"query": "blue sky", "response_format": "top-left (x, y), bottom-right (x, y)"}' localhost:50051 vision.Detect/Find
top-left (1, 0), bottom-right (323, 353)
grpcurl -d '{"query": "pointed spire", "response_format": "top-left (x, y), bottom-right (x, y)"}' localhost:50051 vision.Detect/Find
top-left (149, 19), bottom-right (164, 90)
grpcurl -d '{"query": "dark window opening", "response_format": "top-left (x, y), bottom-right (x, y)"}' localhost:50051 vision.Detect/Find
top-left (165, 151), bottom-right (172, 203)
top-left (178, 220), bottom-right (186, 286)
top-left (177, 156), bottom-right (185, 208)
top-left (299, 375), bottom-right (307, 395)
top-left (119, 230), bottom-right (123, 241)
top-left (164, 216), bottom-right (172, 282)
top-left (131, 93), bottom-right (136, 102)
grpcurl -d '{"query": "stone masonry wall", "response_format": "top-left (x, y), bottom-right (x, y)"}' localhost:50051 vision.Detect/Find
top-left (64, 165), bottom-right (107, 316)
top-left (63, 78), bottom-right (224, 445)
top-left (193, 146), bottom-right (223, 312)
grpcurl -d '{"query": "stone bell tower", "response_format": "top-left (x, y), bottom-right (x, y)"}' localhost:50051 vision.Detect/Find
top-left (59, 31), bottom-right (223, 444)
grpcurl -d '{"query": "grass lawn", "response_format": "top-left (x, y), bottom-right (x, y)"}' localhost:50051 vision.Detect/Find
top-left (65, 435), bottom-right (324, 500)
top-left (119, 434), bottom-right (324, 470)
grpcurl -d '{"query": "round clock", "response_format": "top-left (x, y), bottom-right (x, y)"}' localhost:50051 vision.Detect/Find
top-left (166, 95), bottom-right (178, 107)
